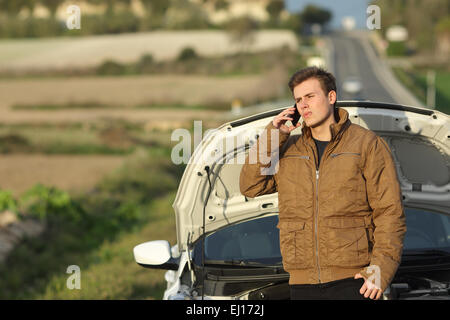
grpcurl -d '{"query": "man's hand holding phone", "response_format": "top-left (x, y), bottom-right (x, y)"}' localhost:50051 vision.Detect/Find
top-left (272, 106), bottom-right (301, 134)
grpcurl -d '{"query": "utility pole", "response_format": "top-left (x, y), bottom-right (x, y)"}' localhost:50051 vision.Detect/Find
top-left (427, 69), bottom-right (436, 109)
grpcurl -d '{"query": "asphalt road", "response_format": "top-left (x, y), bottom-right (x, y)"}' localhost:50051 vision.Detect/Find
top-left (221, 30), bottom-right (426, 121)
top-left (325, 31), bottom-right (424, 107)
top-left (328, 31), bottom-right (396, 103)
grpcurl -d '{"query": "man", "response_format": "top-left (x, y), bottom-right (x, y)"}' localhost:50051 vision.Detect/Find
top-left (239, 67), bottom-right (406, 300)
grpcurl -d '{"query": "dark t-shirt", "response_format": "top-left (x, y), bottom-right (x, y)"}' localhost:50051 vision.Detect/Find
top-left (313, 137), bottom-right (329, 166)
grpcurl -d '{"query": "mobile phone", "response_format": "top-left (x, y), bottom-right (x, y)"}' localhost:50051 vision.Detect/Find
top-left (291, 104), bottom-right (301, 126)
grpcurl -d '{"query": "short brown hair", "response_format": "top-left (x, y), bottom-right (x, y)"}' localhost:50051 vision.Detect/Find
top-left (288, 66), bottom-right (337, 106)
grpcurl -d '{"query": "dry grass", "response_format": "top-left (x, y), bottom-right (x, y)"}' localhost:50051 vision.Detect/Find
top-left (0, 154), bottom-right (126, 196)
top-left (0, 70), bottom-right (287, 129)
top-left (0, 72), bottom-right (283, 108)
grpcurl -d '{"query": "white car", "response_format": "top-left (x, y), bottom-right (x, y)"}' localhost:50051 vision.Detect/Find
top-left (134, 101), bottom-right (450, 300)
top-left (342, 77), bottom-right (363, 95)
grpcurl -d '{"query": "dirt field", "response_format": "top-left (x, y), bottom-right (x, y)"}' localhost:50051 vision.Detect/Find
top-left (0, 72), bottom-right (286, 194)
top-left (0, 30), bottom-right (298, 71)
top-left (0, 154), bottom-right (126, 196)
top-left (0, 74), bottom-right (268, 109)
top-left (0, 72), bottom-right (286, 195)
top-left (0, 31), bottom-right (293, 196)
top-left (0, 70), bottom-right (286, 127)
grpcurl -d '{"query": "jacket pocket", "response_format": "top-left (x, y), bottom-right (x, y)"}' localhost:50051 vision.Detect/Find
top-left (277, 220), bottom-right (312, 270)
top-left (321, 217), bottom-right (370, 268)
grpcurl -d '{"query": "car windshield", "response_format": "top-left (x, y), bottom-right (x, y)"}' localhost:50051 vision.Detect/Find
top-left (201, 215), bottom-right (282, 265)
top-left (403, 207), bottom-right (450, 251)
top-left (196, 208), bottom-right (450, 266)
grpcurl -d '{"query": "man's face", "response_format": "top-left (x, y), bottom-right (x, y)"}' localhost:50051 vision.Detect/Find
top-left (293, 78), bottom-right (336, 128)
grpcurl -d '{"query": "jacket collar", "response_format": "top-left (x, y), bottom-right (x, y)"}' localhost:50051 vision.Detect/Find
top-left (301, 107), bottom-right (351, 142)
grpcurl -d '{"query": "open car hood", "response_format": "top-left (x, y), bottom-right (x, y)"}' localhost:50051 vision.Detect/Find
top-left (172, 101), bottom-right (450, 251)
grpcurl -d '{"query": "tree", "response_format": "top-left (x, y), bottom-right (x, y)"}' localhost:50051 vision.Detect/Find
top-left (214, 0), bottom-right (228, 11)
top-left (300, 4), bottom-right (332, 26)
top-left (266, 0), bottom-right (284, 20)
top-left (282, 12), bottom-right (303, 34)
top-left (226, 16), bottom-right (258, 52)
top-left (0, 0), bottom-right (31, 15)
top-left (140, 0), bottom-right (170, 16)
top-left (85, 0), bottom-right (132, 14)
top-left (164, 0), bottom-right (209, 29)
top-left (40, 0), bottom-right (64, 18)
top-left (23, 0), bottom-right (37, 15)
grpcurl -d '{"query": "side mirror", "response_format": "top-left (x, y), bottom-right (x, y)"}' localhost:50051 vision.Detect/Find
top-left (133, 240), bottom-right (179, 270)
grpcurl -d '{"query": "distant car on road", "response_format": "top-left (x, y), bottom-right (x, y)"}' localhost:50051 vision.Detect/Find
top-left (342, 76), bottom-right (363, 95)
top-left (134, 101), bottom-right (450, 300)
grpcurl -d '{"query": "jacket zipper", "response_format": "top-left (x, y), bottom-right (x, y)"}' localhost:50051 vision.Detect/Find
top-left (283, 155), bottom-right (310, 159)
top-left (310, 141), bottom-right (342, 283)
top-left (308, 131), bottom-right (348, 283)
top-left (330, 152), bottom-right (360, 158)
top-left (315, 168), bottom-right (321, 283)
top-left (310, 145), bottom-right (321, 283)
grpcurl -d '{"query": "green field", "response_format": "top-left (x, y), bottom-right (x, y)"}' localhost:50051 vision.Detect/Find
top-left (393, 67), bottom-right (450, 115)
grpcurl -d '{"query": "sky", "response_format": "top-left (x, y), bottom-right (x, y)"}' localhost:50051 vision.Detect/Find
top-left (284, 0), bottom-right (372, 29)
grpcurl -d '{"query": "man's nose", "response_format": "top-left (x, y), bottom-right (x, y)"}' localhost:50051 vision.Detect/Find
top-left (298, 98), bottom-right (309, 108)
top-left (299, 103), bottom-right (309, 112)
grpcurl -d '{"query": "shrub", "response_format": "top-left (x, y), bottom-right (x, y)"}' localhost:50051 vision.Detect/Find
top-left (0, 134), bottom-right (32, 153)
top-left (19, 184), bottom-right (84, 223)
top-left (97, 157), bottom-right (178, 203)
top-left (0, 17), bottom-right (63, 38)
top-left (96, 60), bottom-right (127, 75)
top-left (0, 190), bottom-right (18, 212)
top-left (387, 41), bottom-right (407, 56)
top-left (102, 10), bottom-right (140, 34)
top-left (136, 53), bottom-right (155, 73)
top-left (177, 47), bottom-right (198, 61)
top-left (73, 11), bottom-right (140, 36)
top-left (115, 201), bottom-right (141, 226)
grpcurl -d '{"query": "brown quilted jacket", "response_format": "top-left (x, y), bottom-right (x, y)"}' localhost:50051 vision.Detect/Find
top-left (239, 107), bottom-right (407, 291)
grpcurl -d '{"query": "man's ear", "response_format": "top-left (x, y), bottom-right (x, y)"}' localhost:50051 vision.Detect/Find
top-left (328, 90), bottom-right (337, 105)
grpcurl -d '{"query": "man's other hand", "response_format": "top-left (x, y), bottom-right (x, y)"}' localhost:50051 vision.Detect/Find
top-left (354, 273), bottom-right (383, 300)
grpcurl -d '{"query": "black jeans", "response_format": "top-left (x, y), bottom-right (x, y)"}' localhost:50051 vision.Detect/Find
top-left (290, 277), bottom-right (370, 300)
